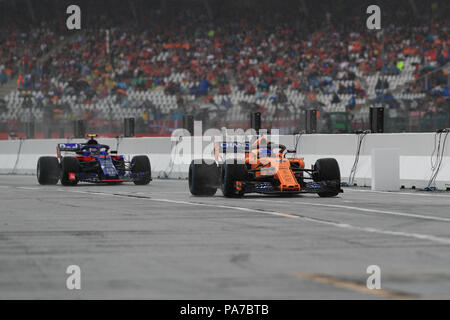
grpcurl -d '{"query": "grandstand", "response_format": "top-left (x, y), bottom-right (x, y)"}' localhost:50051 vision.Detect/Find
top-left (0, 0), bottom-right (448, 138)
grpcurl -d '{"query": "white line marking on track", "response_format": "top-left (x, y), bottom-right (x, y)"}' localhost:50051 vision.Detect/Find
top-left (9, 186), bottom-right (450, 245)
top-left (55, 189), bottom-right (450, 245)
top-left (16, 187), bottom-right (39, 190)
top-left (148, 198), bottom-right (450, 245)
top-left (251, 198), bottom-right (450, 223)
top-left (345, 188), bottom-right (450, 198)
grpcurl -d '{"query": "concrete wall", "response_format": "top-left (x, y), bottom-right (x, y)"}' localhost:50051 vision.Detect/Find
top-left (1, 133), bottom-right (449, 190)
top-left (277, 133), bottom-right (450, 190)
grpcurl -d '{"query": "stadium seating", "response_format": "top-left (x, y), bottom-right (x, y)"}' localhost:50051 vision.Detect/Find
top-left (0, 0), bottom-right (448, 134)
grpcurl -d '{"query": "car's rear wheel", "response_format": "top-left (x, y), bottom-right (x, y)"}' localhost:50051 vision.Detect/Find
top-left (188, 159), bottom-right (219, 196)
top-left (313, 158), bottom-right (341, 197)
top-left (131, 155), bottom-right (152, 185)
top-left (221, 162), bottom-right (248, 197)
top-left (37, 156), bottom-right (60, 185)
top-left (61, 157), bottom-right (80, 186)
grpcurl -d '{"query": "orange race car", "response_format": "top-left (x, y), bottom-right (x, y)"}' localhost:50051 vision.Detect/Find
top-left (188, 136), bottom-right (343, 198)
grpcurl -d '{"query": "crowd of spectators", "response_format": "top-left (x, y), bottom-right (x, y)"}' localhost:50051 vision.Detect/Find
top-left (0, 0), bottom-right (448, 133)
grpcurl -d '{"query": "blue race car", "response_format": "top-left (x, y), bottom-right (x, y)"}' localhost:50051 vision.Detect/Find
top-left (37, 136), bottom-right (151, 186)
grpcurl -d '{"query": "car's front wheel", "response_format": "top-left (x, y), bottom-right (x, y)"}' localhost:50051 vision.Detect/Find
top-left (313, 158), bottom-right (341, 197)
top-left (131, 155), bottom-right (152, 185)
top-left (188, 159), bottom-right (219, 196)
top-left (60, 157), bottom-right (80, 186)
top-left (221, 162), bottom-right (248, 198)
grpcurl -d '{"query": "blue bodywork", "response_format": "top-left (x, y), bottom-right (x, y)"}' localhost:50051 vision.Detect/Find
top-left (57, 143), bottom-right (149, 183)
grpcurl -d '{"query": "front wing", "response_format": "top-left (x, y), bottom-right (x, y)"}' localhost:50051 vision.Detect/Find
top-left (240, 180), bottom-right (342, 195)
top-left (73, 171), bottom-right (150, 183)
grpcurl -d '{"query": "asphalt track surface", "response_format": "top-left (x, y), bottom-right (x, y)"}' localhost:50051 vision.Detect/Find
top-left (1, 175), bottom-right (450, 299)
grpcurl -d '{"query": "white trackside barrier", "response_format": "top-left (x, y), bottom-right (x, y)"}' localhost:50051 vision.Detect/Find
top-left (278, 133), bottom-right (450, 190)
top-left (371, 148), bottom-right (400, 191)
top-left (0, 133), bottom-right (449, 190)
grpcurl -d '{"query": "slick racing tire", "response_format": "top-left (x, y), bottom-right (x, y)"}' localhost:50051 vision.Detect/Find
top-left (131, 155), bottom-right (152, 185)
top-left (188, 159), bottom-right (219, 196)
top-left (37, 156), bottom-right (60, 185)
top-left (221, 162), bottom-right (248, 198)
top-left (60, 157), bottom-right (81, 186)
top-left (313, 158), bottom-right (341, 197)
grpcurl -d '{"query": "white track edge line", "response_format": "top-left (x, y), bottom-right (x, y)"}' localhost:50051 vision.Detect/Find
top-left (251, 198), bottom-right (450, 223)
top-left (61, 189), bottom-right (450, 245)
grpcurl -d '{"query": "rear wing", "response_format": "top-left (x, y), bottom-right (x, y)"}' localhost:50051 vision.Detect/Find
top-left (56, 143), bottom-right (84, 159)
top-left (214, 142), bottom-right (251, 162)
top-left (57, 143), bottom-right (83, 152)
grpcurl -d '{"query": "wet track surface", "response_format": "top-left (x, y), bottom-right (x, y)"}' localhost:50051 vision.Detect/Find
top-left (1, 175), bottom-right (450, 299)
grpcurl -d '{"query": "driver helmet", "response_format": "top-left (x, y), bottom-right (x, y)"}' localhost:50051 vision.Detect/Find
top-left (87, 138), bottom-right (98, 145)
top-left (86, 133), bottom-right (98, 145)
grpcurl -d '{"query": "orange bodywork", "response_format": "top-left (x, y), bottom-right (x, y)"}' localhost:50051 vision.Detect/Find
top-left (247, 153), bottom-right (304, 192)
top-left (216, 137), bottom-right (305, 192)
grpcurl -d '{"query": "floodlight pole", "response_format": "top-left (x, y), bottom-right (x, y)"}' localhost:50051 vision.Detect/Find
top-left (408, 0), bottom-right (419, 17)
top-left (26, 0), bottom-right (36, 23)
top-left (299, 0), bottom-right (309, 15)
